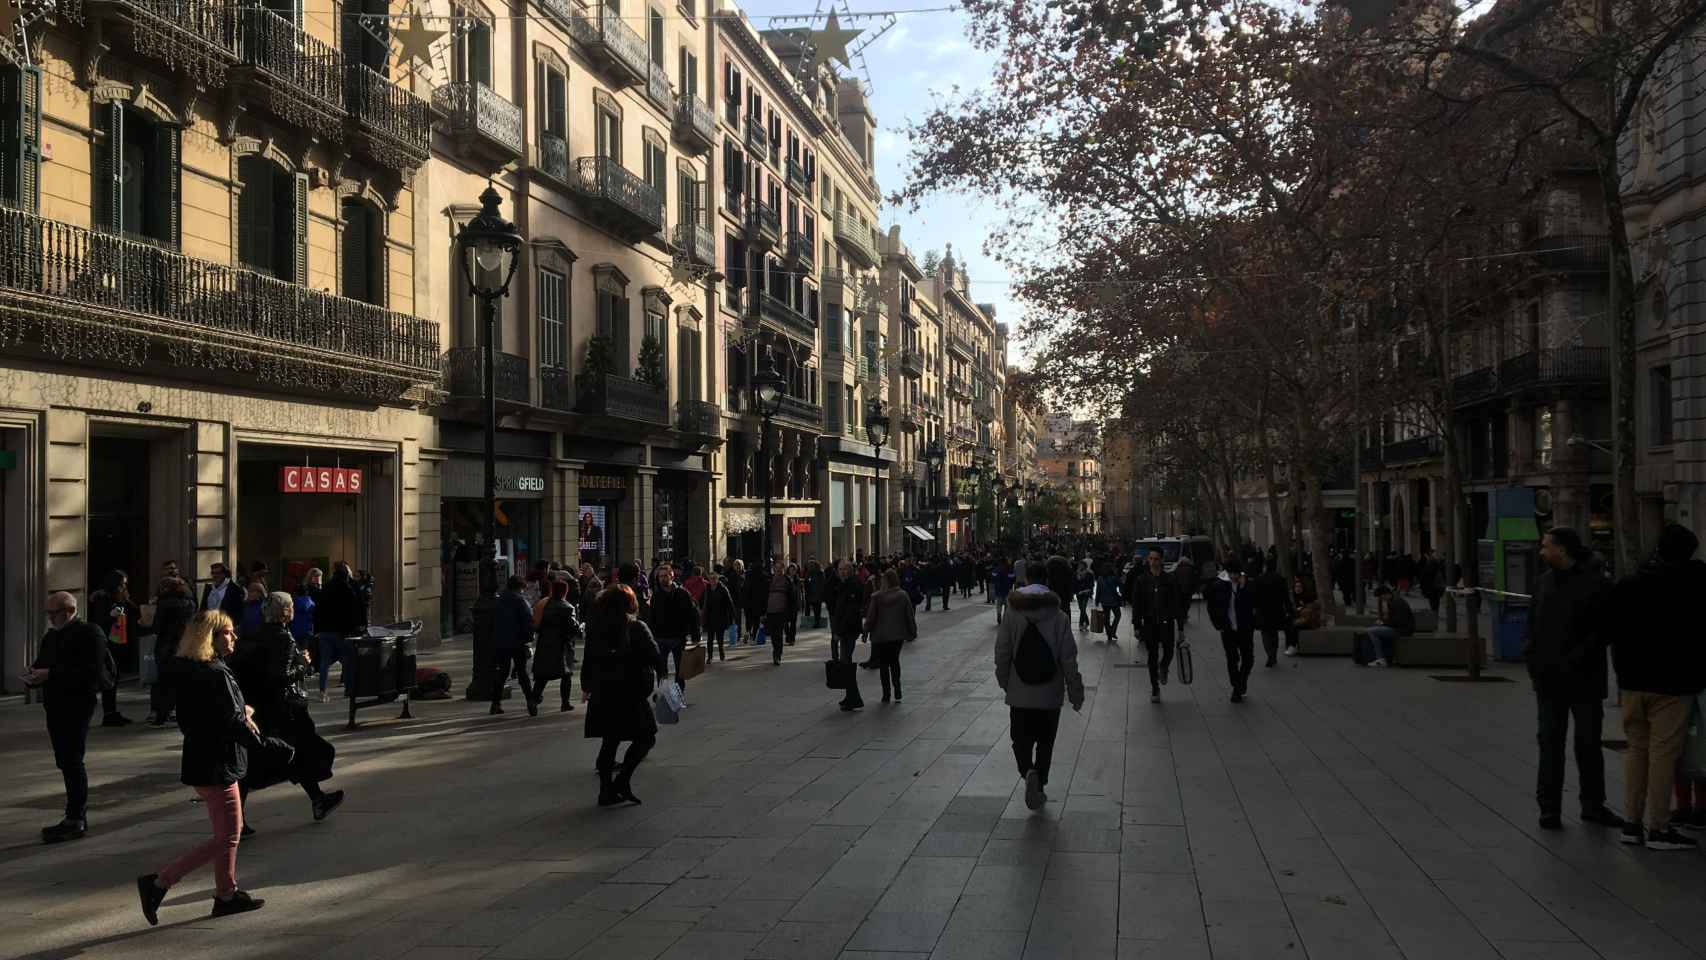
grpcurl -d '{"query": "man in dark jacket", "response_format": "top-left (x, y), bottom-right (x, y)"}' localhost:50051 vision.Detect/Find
top-left (26, 592), bottom-right (107, 843)
top-left (1131, 552), bottom-right (1183, 702)
top-left (828, 559), bottom-right (867, 711)
top-left (200, 561), bottom-right (247, 621)
top-left (1251, 567), bottom-right (1292, 668)
top-left (1525, 527), bottom-right (1623, 831)
top-left (701, 571), bottom-right (737, 661)
top-left (647, 566), bottom-right (701, 695)
top-left (1206, 561), bottom-right (1256, 703)
top-left (148, 577), bottom-right (197, 726)
top-left (313, 563), bottom-right (363, 702)
top-left (491, 576), bottom-right (535, 716)
top-left (1607, 523), bottom-right (1706, 849)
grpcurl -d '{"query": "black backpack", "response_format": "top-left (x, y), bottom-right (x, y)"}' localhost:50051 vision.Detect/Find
top-left (1013, 617), bottom-right (1057, 685)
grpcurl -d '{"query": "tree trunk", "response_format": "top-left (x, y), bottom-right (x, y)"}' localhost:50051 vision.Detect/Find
top-left (1256, 395), bottom-right (1295, 582)
top-left (1303, 467), bottom-right (1337, 616)
top-left (1598, 154), bottom-right (1641, 577)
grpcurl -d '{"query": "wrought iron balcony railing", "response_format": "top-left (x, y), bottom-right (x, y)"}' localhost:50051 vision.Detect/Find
top-left (972, 397), bottom-right (995, 421)
top-left (672, 92), bottom-right (715, 153)
top-left (1529, 233), bottom-right (1609, 274)
top-left (577, 372), bottom-right (668, 423)
top-left (773, 393), bottom-right (822, 430)
top-left (0, 207), bottom-right (439, 399)
top-left (675, 221), bottom-right (715, 267)
top-left (235, 6), bottom-right (346, 135)
top-left (646, 61), bottom-right (673, 110)
top-left (900, 348), bottom-right (924, 377)
top-left (946, 329), bottom-right (973, 357)
top-left (444, 346), bottom-right (530, 405)
top-left (760, 290), bottom-right (816, 339)
top-left (833, 208), bottom-right (878, 268)
top-left (787, 157), bottom-right (811, 196)
top-left (676, 399), bottom-right (721, 436)
top-left (1381, 435), bottom-right (1442, 464)
top-left (537, 132), bottom-right (570, 183)
top-left (345, 63), bottom-right (432, 167)
top-left (75, 0), bottom-right (241, 84)
top-left (539, 364), bottom-right (573, 412)
top-left (569, 2), bottom-right (649, 87)
top-left (785, 230), bottom-right (814, 267)
top-left (745, 116), bottom-right (768, 154)
top-left (1498, 346), bottom-right (1608, 392)
top-left (1451, 366), bottom-right (1498, 406)
top-left (433, 81), bottom-right (525, 162)
top-left (573, 156), bottom-right (664, 240)
top-left (895, 402), bottom-right (923, 428)
top-left (745, 198), bottom-right (779, 248)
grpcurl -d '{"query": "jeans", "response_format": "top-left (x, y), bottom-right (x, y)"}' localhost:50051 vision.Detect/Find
top-left (784, 613), bottom-right (798, 646)
top-left (46, 694), bottom-right (95, 821)
top-left (492, 646), bottom-right (532, 705)
top-left (1102, 604), bottom-right (1122, 639)
top-left (873, 642), bottom-right (902, 699)
top-left (764, 613), bottom-right (788, 663)
top-left (317, 632), bottom-right (345, 692)
top-left (1621, 691), bottom-right (1690, 829)
top-left (808, 601), bottom-right (823, 627)
top-left (832, 631), bottom-right (863, 705)
top-left (1143, 621), bottom-right (1175, 693)
top-left (1535, 692), bottom-right (1605, 816)
top-left (1365, 626), bottom-right (1398, 662)
top-left (1260, 627), bottom-right (1280, 663)
top-left (159, 783), bottom-right (242, 898)
top-left (1077, 594), bottom-right (1089, 626)
top-left (656, 636), bottom-right (687, 691)
top-left (1010, 707), bottom-right (1062, 785)
top-left (597, 734), bottom-right (656, 777)
top-left (1220, 628), bottom-right (1253, 695)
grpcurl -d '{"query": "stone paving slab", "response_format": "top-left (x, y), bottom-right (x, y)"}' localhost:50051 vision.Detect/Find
top-left (1, 595), bottom-right (1703, 959)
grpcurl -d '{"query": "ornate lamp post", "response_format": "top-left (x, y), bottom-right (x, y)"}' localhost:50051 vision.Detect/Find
top-left (456, 184), bottom-right (522, 701)
top-left (924, 438), bottom-right (947, 553)
top-left (752, 350), bottom-right (786, 567)
top-left (865, 401), bottom-right (890, 555)
top-left (964, 462), bottom-right (982, 547)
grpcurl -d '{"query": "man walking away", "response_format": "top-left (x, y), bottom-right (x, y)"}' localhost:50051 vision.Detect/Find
top-left (1132, 552), bottom-right (1182, 703)
top-left (647, 566), bottom-right (701, 699)
top-left (1045, 555), bottom-right (1075, 617)
top-left (491, 576), bottom-right (536, 716)
top-left (1174, 554), bottom-right (1199, 631)
top-left (994, 576), bottom-right (1084, 812)
top-left (701, 572), bottom-right (736, 662)
top-left (1525, 526), bottom-right (1624, 832)
top-left (991, 560), bottom-right (1014, 624)
top-left (829, 560), bottom-right (866, 711)
top-left (25, 592), bottom-right (107, 843)
top-left (1609, 523), bottom-right (1706, 850)
top-left (1094, 561), bottom-right (1123, 643)
top-left (1252, 564), bottom-right (1291, 667)
top-left (1206, 560), bottom-right (1256, 703)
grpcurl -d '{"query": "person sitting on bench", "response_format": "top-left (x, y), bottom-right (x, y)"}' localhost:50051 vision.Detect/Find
top-left (1365, 585), bottom-right (1415, 667)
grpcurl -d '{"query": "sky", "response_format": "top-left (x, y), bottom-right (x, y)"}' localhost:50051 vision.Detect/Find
top-left (736, 1), bottom-right (1026, 364)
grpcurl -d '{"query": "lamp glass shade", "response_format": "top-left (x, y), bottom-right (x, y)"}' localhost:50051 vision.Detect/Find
top-left (756, 380), bottom-right (782, 411)
top-left (475, 238), bottom-right (509, 273)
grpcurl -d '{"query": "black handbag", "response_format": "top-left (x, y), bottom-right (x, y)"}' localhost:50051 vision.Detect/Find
top-left (825, 659), bottom-right (853, 690)
top-left (1176, 639), bottom-right (1194, 685)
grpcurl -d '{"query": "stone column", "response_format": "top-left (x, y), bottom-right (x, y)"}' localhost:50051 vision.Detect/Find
top-left (417, 452), bottom-right (445, 646)
top-left (192, 421), bottom-right (233, 588)
top-left (44, 409), bottom-right (88, 600)
top-left (631, 468), bottom-right (656, 565)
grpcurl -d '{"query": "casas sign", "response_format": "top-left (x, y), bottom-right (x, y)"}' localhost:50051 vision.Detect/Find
top-left (279, 466), bottom-right (364, 494)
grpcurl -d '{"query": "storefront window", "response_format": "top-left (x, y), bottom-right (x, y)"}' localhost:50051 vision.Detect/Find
top-left (653, 483), bottom-right (686, 564)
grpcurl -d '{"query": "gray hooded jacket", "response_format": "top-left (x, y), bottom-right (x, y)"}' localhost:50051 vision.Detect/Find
top-left (994, 587), bottom-right (1085, 711)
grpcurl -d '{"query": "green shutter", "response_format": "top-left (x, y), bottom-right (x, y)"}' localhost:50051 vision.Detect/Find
top-left (147, 125), bottom-right (181, 247)
top-left (95, 101), bottom-right (124, 231)
top-left (617, 295), bottom-right (631, 377)
top-left (0, 66), bottom-right (42, 210)
top-left (291, 171), bottom-right (309, 284)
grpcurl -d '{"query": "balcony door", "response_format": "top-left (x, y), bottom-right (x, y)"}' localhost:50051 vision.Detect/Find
top-left (344, 0), bottom-right (390, 74)
top-left (95, 102), bottom-right (180, 247)
top-left (237, 154), bottom-right (304, 282)
top-left (451, 2), bottom-right (493, 86)
top-left (341, 198), bottom-right (384, 306)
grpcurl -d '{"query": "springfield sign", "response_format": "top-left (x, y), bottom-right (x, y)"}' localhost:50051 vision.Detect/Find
top-left (279, 466), bottom-right (363, 494)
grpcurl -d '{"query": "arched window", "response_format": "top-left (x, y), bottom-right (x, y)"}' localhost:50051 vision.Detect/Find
top-left (341, 198), bottom-right (384, 306)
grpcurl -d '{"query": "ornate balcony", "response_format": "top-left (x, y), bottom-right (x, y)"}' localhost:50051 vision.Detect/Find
top-left (536, 132), bottom-right (571, 184)
top-left (745, 199), bottom-right (780, 250)
top-left (676, 399), bottom-right (722, 439)
top-left (433, 82), bottom-right (525, 166)
top-left (787, 157), bottom-right (812, 196)
top-left (539, 364), bottom-right (573, 412)
top-left (948, 374), bottom-right (971, 398)
top-left (1498, 347), bottom-right (1608, 396)
top-left (953, 422), bottom-right (977, 445)
top-left (761, 290), bottom-right (816, 342)
top-left (899, 348), bottom-right (924, 377)
top-left (75, 0), bottom-right (240, 86)
top-left (234, 6), bottom-right (346, 139)
top-left (573, 156), bottom-right (664, 241)
top-left (645, 61), bottom-right (673, 111)
top-left (675, 222), bottom-right (715, 268)
top-left (345, 64), bottom-right (432, 170)
top-left (673, 93), bottom-right (715, 153)
top-left (972, 397), bottom-right (995, 421)
top-left (833, 209), bottom-right (878, 269)
top-left (0, 208), bottom-right (439, 401)
top-left (946, 329), bottom-right (973, 358)
top-left (785, 231), bottom-right (815, 268)
top-left (444, 347), bottom-right (530, 406)
top-left (577, 373), bottom-right (668, 423)
top-left (746, 116), bottom-right (769, 154)
top-left (896, 402), bottom-right (923, 430)
top-left (773, 393), bottom-right (823, 431)
top-left (1451, 366), bottom-right (1497, 406)
top-left (1529, 233), bottom-right (1609, 274)
top-left (1380, 435), bottom-right (1442, 465)
top-left (570, 2), bottom-right (649, 87)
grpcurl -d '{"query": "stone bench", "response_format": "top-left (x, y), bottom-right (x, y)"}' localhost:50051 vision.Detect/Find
top-left (1297, 626), bottom-right (1361, 656)
top-left (1297, 625), bottom-right (1476, 667)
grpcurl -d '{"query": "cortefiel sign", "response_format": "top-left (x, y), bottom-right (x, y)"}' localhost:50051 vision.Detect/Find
top-left (279, 466), bottom-right (363, 494)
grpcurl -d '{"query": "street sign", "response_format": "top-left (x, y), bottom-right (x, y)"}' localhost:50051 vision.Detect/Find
top-left (279, 466), bottom-right (364, 494)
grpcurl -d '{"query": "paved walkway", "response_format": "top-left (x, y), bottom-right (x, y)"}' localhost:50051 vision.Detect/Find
top-left (1, 598), bottom-right (1703, 960)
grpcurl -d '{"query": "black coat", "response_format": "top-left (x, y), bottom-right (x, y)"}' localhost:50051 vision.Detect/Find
top-left (701, 583), bottom-right (737, 632)
top-left (175, 658), bottom-right (275, 788)
top-left (152, 591), bottom-right (197, 662)
top-left (493, 589), bottom-right (533, 650)
top-left (1131, 571), bottom-right (1184, 624)
top-left (200, 580), bottom-right (248, 621)
top-left (1525, 558), bottom-right (1609, 699)
top-left (1250, 571), bottom-right (1292, 630)
top-left (829, 574), bottom-right (867, 638)
top-left (32, 619), bottom-right (107, 702)
top-left (232, 623), bottom-right (334, 789)
top-left (647, 584), bottom-right (702, 641)
top-left (743, 571), bottom-right (771, 620)
top-left (1205, 576), bottom-right (1256, 634)
top-left (534, 599), bottom-right (580, 681)
top-left (583, 619), bottom-right (665, 742)
top-left (315, 574), bottom-right (363, 636)
top-left (1608, 558), bottom-right (1706, 697)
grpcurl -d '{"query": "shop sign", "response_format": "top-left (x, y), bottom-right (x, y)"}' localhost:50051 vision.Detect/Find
top-left (279, 466), bottom-right (363, 494)
top-left (789, 519), bottom-right (813, 535)
top-left (581, 474), bottom-right (627, 491)
top-left (442, 459), bottom-right (545, 500)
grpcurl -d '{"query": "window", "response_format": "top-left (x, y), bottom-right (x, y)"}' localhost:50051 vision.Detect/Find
top-left (341, 199), bottom-right (383, 306)
top-left (594, 271), bottom-right (631, 377)
top-left (596, 96), bottom-right (621, 161)
top-left (677, 322), bottom-right (702, 401)
top-left (723, 140), bottom-right (744, 198)
top-left (679, 48), bottom-right (698, 98)
top-left (677, 167), bottom-right (701, 227)
top-left (723, 62), bottom-right (741, 123)
top-left (93, 102), bottom-right (180, 246)
top-left (643, 308), bottom-right (666, 388)
top-left (649, 7), bottom-right (665, 65)
top-left (1533, 405), bottom-right (1553, 469)
top-left (0, 66), bottom-right (41, 211)
top-left (237, 155), bottom-right (301, 280)
top-left (539, 62), bottom-right (567, 139)
top-left (643, 134), bottom-right (667, 213)
top-left (1651, 365), bottom-right (1674, 446)
top-left (451, 4), bottom-right (492, 86)
top-left (540, 267), bottom-right (567, 368)
top-left (345, 0), bottom-right (391, 73)
top-left (827, 381), bottom-right (842, 430)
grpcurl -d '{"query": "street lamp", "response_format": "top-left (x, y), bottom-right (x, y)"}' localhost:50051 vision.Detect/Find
top-left (455, 184), bottom-right (522, 702)
top-left (752, 350), bottom-right (786, 567)
top-left (924, 438), bottom-right (947, 553)
top-left (964, 462), bottom-right (983, 547)
top-left (1025, 479), bottom-right (1038, 544)
top-left (865, 401), bottom-right (890, 555)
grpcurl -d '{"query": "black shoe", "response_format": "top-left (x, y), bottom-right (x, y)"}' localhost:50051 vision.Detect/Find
top-left (614, 772), bottom-right (641, 805)
top-left (840, 702), bottom-right (863, 712)
top-left (785, 639), bottom-right (796, 646)
top-left (718, 653), bottom-right (726, 661)
top-left (1645, 827), bottom-right (1699, 851)
top-left (881, 695), bottom-right (891, 703)
top-left (597, 771), bottom-right (623, 807)
top-left (1621, 823), bottom-right (1645, 846)
top-left (526, 697), bottom-right (539, 717)
top-left (137, 874), bottom-right (166, 926)
top-left (861, 662), bottom-right (877, 670)
top-left (241, 822), bottom-right (255, 838)
top-left (312, 789), bottom-right (345, 822)
top-left (489, 704), bottom-right (504, 715)
top-left (894, 690), bottom-right (902, 702)
top-left (210, 890), bottom-right (265, 917)
top-left (1538, 814), bottom-right (1563, 830)
top-left (102, 713), bottom-right (133, 728)
top-left (1580, 806), bottom-right (1625, 828)
top-left (1229, 692), bottom-right (1244, 704)
top-left (41, 819), bottom-right (86, 844)
top-left (772, 656), bottom-right (781, 665)
top-left (1150, 691), bottom-right (1161, 703)
top-left (561, 701), bottom-right (576, 712)
top-left (1265, 658), bottom-right (1277, 668)
top-left (1162, 666), bottom-right (1170, 685)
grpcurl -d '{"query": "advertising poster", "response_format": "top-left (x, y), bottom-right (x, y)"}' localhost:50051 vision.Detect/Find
top-left (578, 505), bottom-right (608, 565)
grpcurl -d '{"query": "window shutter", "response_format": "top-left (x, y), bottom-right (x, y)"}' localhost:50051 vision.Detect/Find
top-left (292, 171), bottom-right (309, 284)
top-left (617, 296), bottom-right (631, 376)
top-left (148, 125), bottom-right (181, 247)
top-left (95, 100), bottom-right (124, 231)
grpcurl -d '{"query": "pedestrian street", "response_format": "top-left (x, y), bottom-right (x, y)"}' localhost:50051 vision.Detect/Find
top-left (2, 601), bottom-right (1703, 960)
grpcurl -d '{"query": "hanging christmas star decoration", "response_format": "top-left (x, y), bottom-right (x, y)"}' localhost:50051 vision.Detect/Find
top-left (807, 12), bottom-right (861, 69)
top-left (393, 7), bottom-right (446, 68)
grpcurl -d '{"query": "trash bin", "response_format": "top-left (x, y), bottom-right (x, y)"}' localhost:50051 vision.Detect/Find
top-left (345, 621), bottom-right (421, 729)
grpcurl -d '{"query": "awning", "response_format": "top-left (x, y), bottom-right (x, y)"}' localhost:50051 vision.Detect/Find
top-left (905, 525), bottom-right (936, 542)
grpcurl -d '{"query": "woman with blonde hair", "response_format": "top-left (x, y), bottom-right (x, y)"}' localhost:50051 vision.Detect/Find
top-left (136, 610), bottom-right (290, 924)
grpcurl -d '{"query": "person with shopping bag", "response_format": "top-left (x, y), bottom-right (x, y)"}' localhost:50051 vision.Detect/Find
top-left (646, 566), bottom-right (701, 699)
top-left (826, 560), bottom-right (867, 711)
top-left (582, 585), bottom-right (666, 807)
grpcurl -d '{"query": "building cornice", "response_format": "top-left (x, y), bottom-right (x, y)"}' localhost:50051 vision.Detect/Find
top-left (712, 12), bottom-right (824, 137)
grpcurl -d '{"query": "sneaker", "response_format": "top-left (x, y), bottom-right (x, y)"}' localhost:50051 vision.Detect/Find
top-left (101, 713), bottom-right (133, 727)
top-left (1644, 828), bottom-right (1699, 851)
top-left (1283, 646), bottom-right (1298, 657)
top-left (1620, 823), bottom-right (1645, 846)
top-left (1538, 814), bottom-right (1563, 831)
top-left (41, 819), bottom-right (86, 844)
top-left (1024, 769), bottom-right (1043, 811)
top-left (1150, 692), bottom-right (1161, 704)
top-left (1371, 658), bottom-right (1389, 668)
top-left (1580, 806), bottom-right (1626, 828)
top-left (210, 890), bottom-right (265, 917)
top-left (1669, 808), bottom-right (1700, 832)
top-left (312, 789), bottom-right (345, 821)
top-left (320, 690), bottom-right (330, 704)
top-left (137, 874), bottom-right (167, 926)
